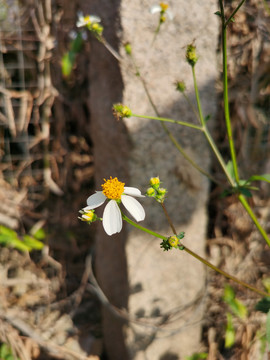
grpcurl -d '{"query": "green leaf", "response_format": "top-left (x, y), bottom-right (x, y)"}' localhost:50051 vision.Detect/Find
top-left (223, 285), bottom-right (247, 319)
top-left (225, 313), bottom-right (235, 348)
top-left (70, 32), bottom-right (83, 53)
top-left (223, 284), bottom-right (235, 302)
top-left (238, 187), bottom-right (252, 198)
top-left (204, 114), bottom-right (211, 122)
top-left (0, 225), bottom-right (17, 237)
top-left (266, 310), bottom-right (270, 345)
top-left (230, 16), bottom-right (235, 23)
top-left (214, 11), bottom-right (222, 17)
top-left (32, 228), bottom-right (46, 240)
top-left (185, 352), bottom-right (208, 360)
top-left (23, 235), bottom-right (44, 251)
top-left (62, 51), bottom-right (76, 77)
top-left (248, 174), bottom-right (270, 184)
top-left (255, 297), bottom-right (270, 313)
top-left (226, 161), bottom-right (235, 180)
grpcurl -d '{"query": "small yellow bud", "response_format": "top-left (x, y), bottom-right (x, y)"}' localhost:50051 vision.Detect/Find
top-left (113, 103), bottom-right (132, 120)
top-left (81, 210), bottom-right (95, 222)
top-left (150, 177), bottom-right (160, 186)
top-left (160, 15), bottom-right (166, 23)
top-left (168, 236), bottom-right (179, 248)
top-left (160, 2), bottom-right (169, 11)
top-left (146, 187), bottom-right (155, 197)
top-left (186, 43), bottom-right (198, 66)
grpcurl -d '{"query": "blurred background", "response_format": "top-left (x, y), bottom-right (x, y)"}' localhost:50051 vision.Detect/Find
top-left (0, 0), bottom-right (269, 359)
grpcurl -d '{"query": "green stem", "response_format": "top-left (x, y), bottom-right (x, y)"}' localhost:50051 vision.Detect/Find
top-left (161, 122), bottom-right (219, 184)
top-left (161, 202), bottom-right (177, 235)
top-left (192, 66), bottom-right (205, 127)
top-left (132, 113), bottom-right (203, 131)
top-left (203, 126), bottom-right (235, 186)
top-left (191, 64), bottom-right (235, 185)
top-left (122, 215), bottom-right (269, 297)
top-left (238, 194), bottom-right (270, 247)
top-left (183, 245), bottom-right (268, 298)
top-left (135, 73), bottom-right (217, 183)
top-left (122, 214), bottom-right (167, 240)
top-left (225, 0), bottom-right (247, 27)
top-left (221, 24), bottom-right (240, 183)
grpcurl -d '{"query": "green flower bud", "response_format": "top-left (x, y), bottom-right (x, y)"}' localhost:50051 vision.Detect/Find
top-left (186, 43), bottom-right (198, 66)
top-left (168, 235), bottom-right (179, 248)
top-left (175, 80), bottom-right (186, 93)
top-left (113, 103), bottom-right (132, 120)
top-left (79, 209), bottom-right (97, 223)
top-left (146, 187), bottom-right (156, 197)
top-left (150, 177), bottom-right (160, 186)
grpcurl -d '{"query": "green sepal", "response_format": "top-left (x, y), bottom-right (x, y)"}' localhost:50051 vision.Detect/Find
top-left (214, 11), bottom-right (222, 17)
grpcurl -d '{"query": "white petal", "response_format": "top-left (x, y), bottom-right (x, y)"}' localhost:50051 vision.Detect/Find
top-left (103, 200), bottom-right (122, 235)
top-left (121, 195), bottom-right (145, 222)
top-left (167, 10), bottom-right (174, 20)
top-left (86, 191), bottom-right (106, 209)
top-left (124, 187), bottom-right (144, 197)
top-left (76, 19), bottom-right (85, 27)
top-left (150, 5), bottom-right (162, 14)
top-left (90, 15), bottom-right (101, 23)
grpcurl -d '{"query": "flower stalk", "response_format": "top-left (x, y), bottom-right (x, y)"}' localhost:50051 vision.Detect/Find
top-left (123, 214), bottom-right (269, 298)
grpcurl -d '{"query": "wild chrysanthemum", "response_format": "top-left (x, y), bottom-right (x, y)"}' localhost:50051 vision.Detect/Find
top-left (83, 177), bottom-right (145, 235)
top-left (76, 13), bottom-right (101, 28)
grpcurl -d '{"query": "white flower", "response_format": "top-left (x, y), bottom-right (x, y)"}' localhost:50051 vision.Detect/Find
top-left (84, 177), bottom-right (145, 236)
top-left (76, 13), bottom-right (101, 28)
top-left (150, 3), bottom-right (173, 20)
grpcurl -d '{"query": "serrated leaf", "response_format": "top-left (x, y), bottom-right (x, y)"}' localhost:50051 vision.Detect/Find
top-left (266, 310), bottom-right (270, 345)
top-left (255, 297), bottom-right (270, 313)
top-left (248, 174), bottom-right (270, 184)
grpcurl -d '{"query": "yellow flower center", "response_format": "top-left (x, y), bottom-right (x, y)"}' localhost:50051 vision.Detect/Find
top-left (84, 15), bottom-right (91, 24)
top-left (102, 177), bottom-right (125, 200)
top-left (160, 2), bottom-right (169, 11)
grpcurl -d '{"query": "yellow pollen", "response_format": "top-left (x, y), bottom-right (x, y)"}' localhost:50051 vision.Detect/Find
top-left (160, 2), bottom-right (169, 11)
top-left (102, 177), bottom-right (125, 200)
top-left (84, 15), bottom-right (91, 24)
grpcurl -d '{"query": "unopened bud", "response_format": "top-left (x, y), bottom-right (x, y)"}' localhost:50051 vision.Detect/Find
top-left (186, 43), bottom-right (198, 66)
